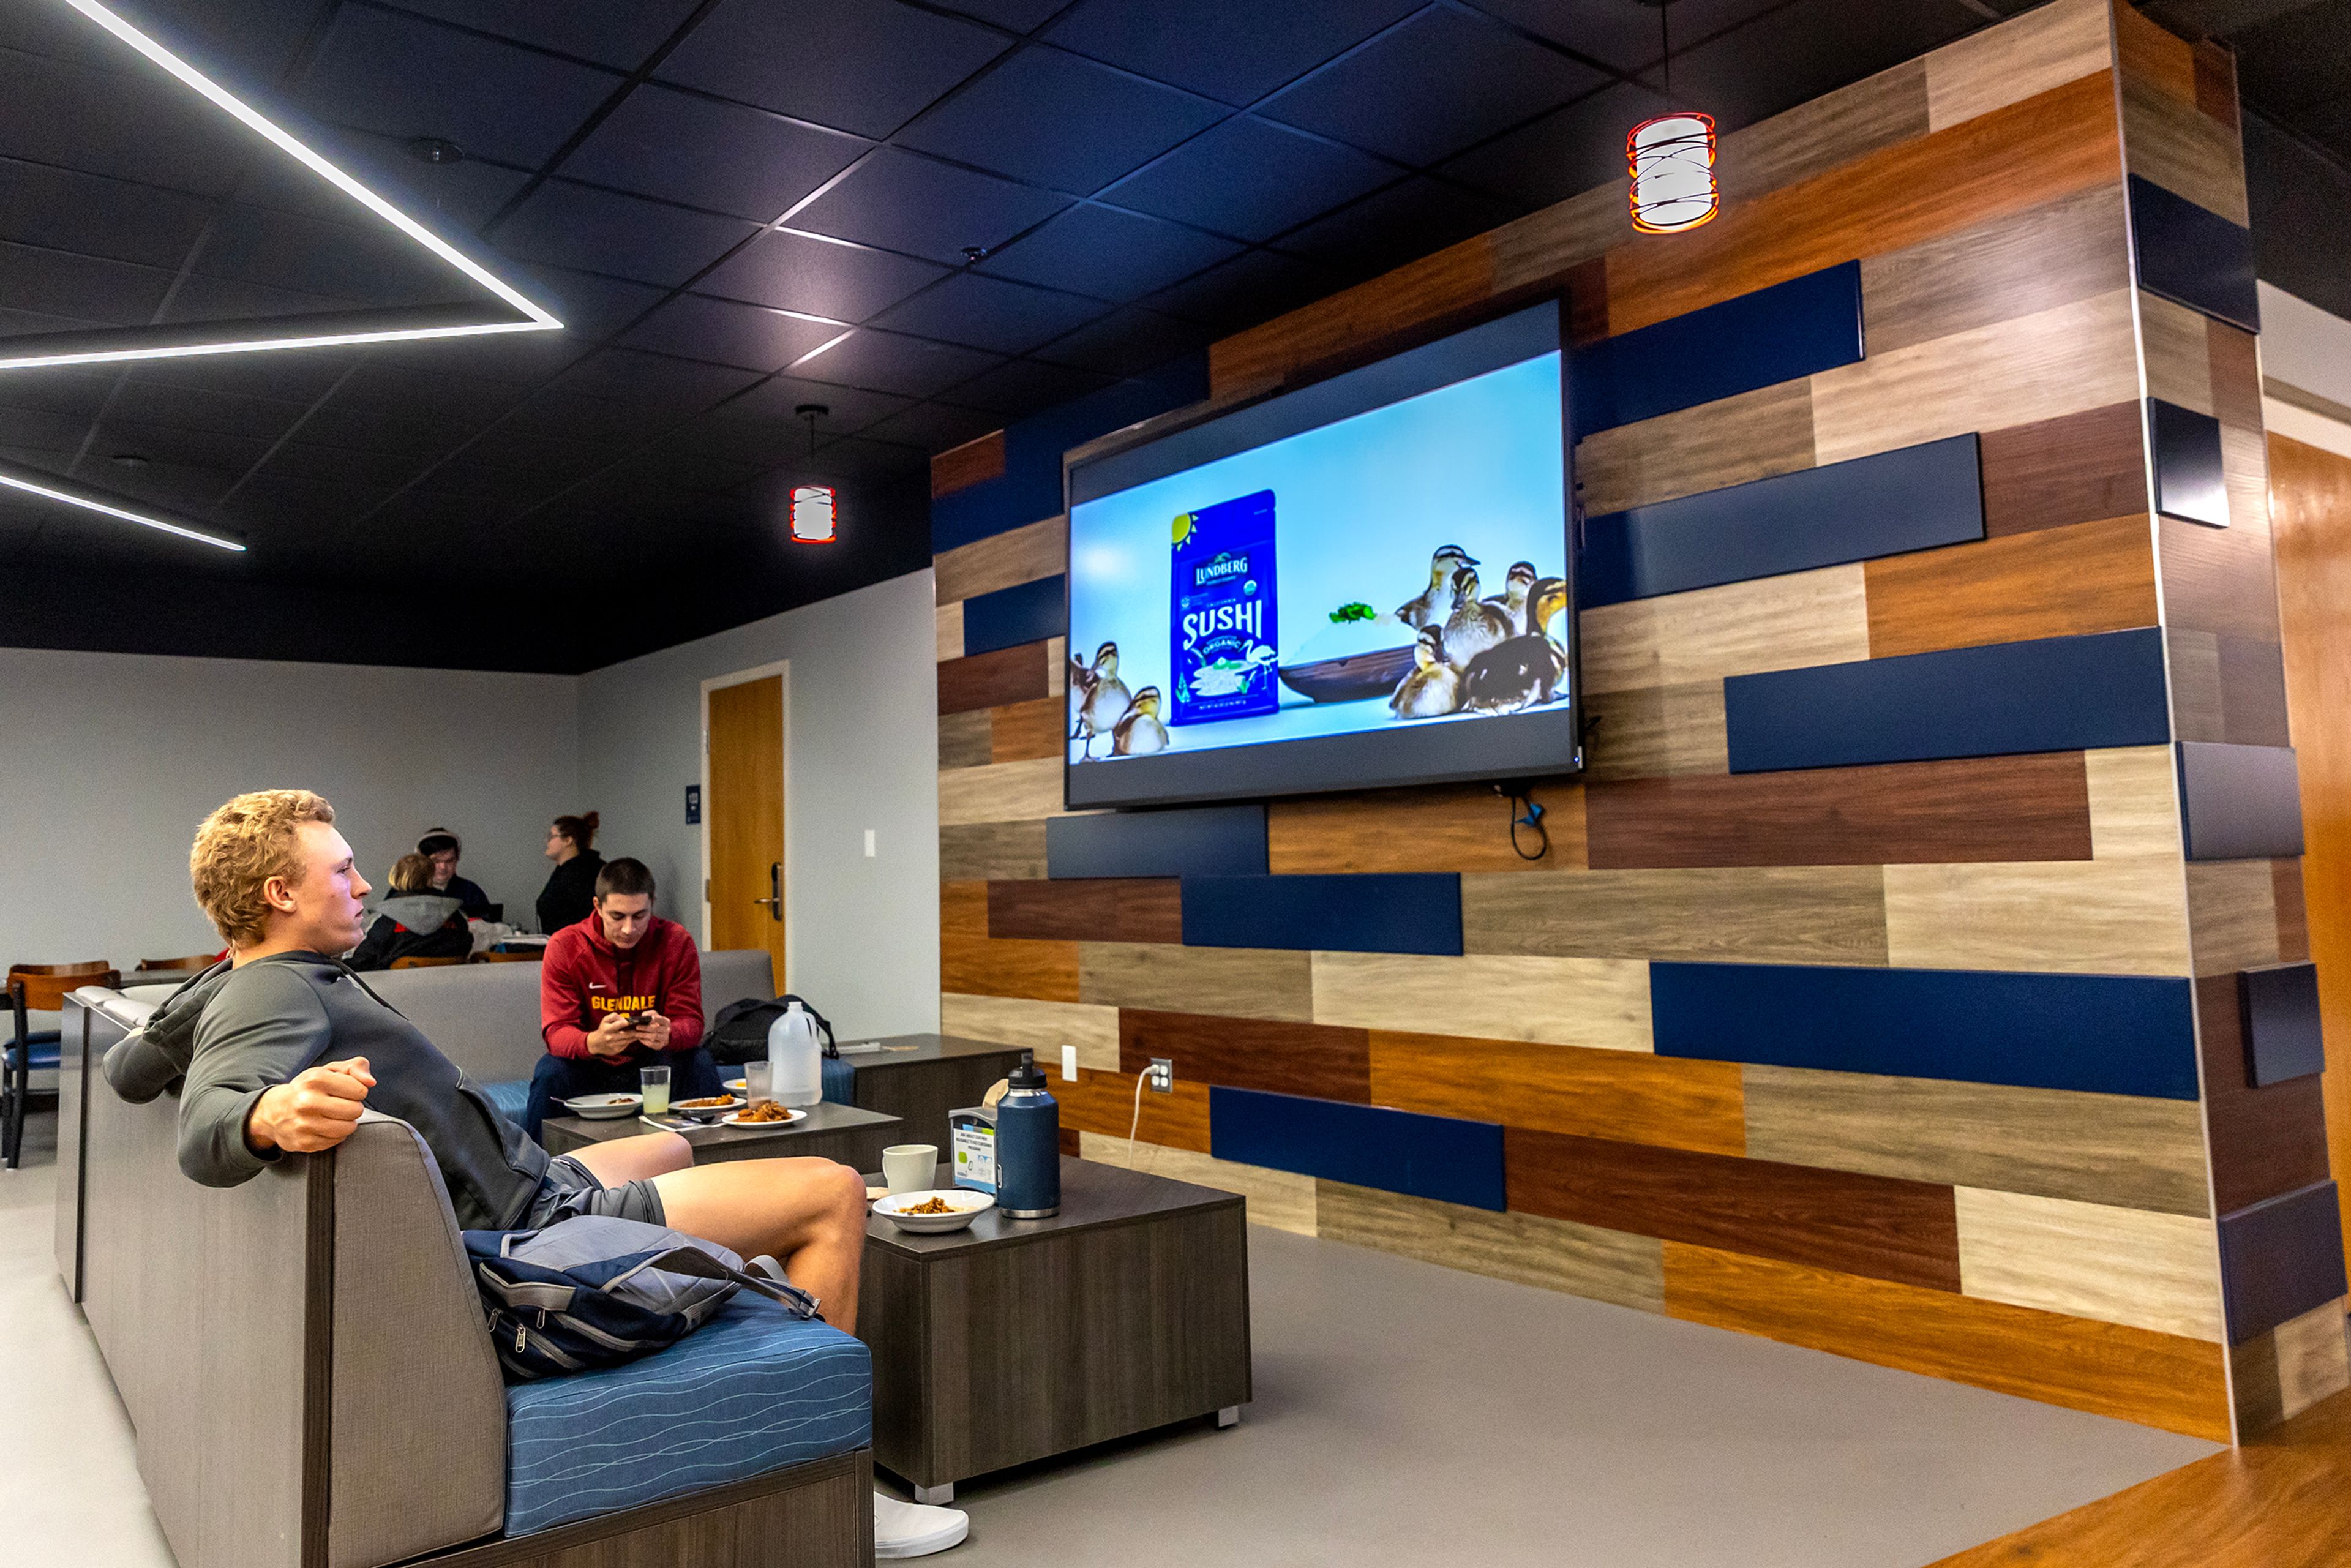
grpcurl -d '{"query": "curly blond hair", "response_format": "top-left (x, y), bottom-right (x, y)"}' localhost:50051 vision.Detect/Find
top-left (191, 790), bottom-right (337, 947)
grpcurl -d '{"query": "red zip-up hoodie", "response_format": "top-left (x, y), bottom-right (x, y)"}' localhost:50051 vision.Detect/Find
top-left (539, 913), bottom-right (705, 1061)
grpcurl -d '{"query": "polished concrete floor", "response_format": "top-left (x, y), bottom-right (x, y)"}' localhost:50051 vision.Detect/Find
top-left (7, 1118), bottom-right (2214, 1567)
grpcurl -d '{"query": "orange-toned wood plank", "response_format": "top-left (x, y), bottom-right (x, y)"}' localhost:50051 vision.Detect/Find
top-left (931, 429), bottom-right (1004, 499)
top-left (1369, 1030), bottom-right (1744, 1156)
top-left (987, 879), bottom-right (1182, 945)
top-left (1864, 514), bottom-right (2159, 658)
top-left (2193, 39), bottom-right (2240, 131)
top-left (938, 932), bottom-right (1079, 1003)
top-left (940, 880), bottom-right (989, 939)
top-left (988, 695), bottom-right (1064, 763)
top-left (1053, 1063), bottom-right (1211, 1152)
top-left (1605, 71), bottom-right (2121, 336)
top-left (1663, 1242), bottom-right (2233, 1441)
top-left (1267, 780), bottom-right (1588, 874)
top-left (2114, 0), bottom-right (2199, 107)
top-left (2275, 857), bottom-right (2310, 964)
top-left (1208, 232), bottom-right (1496, 397)
top-left (2210, 321), bottom-right (2264, 431)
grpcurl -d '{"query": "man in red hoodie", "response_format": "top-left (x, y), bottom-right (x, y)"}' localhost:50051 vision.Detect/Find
top-left (526, 857), bottom-right (726, 1139)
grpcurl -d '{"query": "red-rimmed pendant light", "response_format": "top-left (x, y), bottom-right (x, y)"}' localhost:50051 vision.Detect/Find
top-left (1627, 1), bottom-right (1719, 236)
top-left (789, 402), bottom-right (838, 544)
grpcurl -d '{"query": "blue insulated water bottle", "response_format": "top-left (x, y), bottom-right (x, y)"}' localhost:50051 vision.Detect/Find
top-left (994, 1051), bottom-right (1061, 1219)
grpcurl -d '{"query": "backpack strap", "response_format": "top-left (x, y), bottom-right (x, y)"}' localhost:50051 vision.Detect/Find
top-left (612, 1246), bottom-right (823, 1319)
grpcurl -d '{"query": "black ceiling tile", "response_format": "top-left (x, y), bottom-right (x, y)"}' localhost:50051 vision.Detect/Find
top-left (0, 367), bottom-right (114, 419)
top-left (360, 323), bottom-right (596, 382)
top-left (1102, 115), bottom-right (1396, 241)
top-left (618, 293), bottom-right (847, 370)
top-left (0, 407), bottom-right (94, 451)
top-left (0, 49), bottom-right (250, 198)
top-left (2214, 0), bottom-right (2351, 115)
top-left (1437, 78), bottom-right (1669, 209)
top-left (0, 157), bottom-right (214, 269)
top-left (216, 473), bottom-right (388, 531)
top-left (85, 452), bottom-right (250, 510)
top-left (700, 228), bottom-right (951, 321)
top-left (563, 84), bottom-right (872, 222)
top-left (0, 306), bottom-right (106, 340)
top-left (656, 0), bottom-right (1011, 140)
top-left (126, 348), bottom-right (360, 406)
top-left (86, 415), bottom-right (273, 471)
top-left (0, 5), bottom-right (129, 69)
top-left (788, 148), bottom-right (1073, 265)
top-left (1458, 0), bottom-right (1789, 76)
top-left (195, 203), bottom-right (479, 309)
top-left (980, 201), bottom-right (1243, 301)
top-left (1273, 174), bottom-right (1517, 277)
top-left (133, 0), bottom-right (325, 96)
top-left (104, 381), bottom-right (313, 443)
top-left (854, 400), bottom-right (1012, 452)
top-left (601, 443), bottom-right (769, 497)
top-left (793, 328), bottom-right (1005, 399)
top-left (894, 45), bottom-right (1228, 191)
top-left (937, 356), bottom-right (1118, 416)
top-left (494, 387), bottom-right (666, 445)
top-left (155, 273), bottom-right (362, 324)
top-left (229, 125), bottom-right (534, 236)
top-left (1260, 8), bottom-right (1611, 166)
top-left (1044, 0), bottom-right (1423, 106)
top-left (549, 345), bottom-right (765, 407)
top-left (254, 440), bottom-right (447, 490)
top-left (377, 0), bottom-right (707, 69)
top-left (0, 239), bottom-right (174, 328)
top-left (923, 0), bottom-right (1069, 33)
top-left (1142, 246), bottom-right (1346, 328)
top-left (1671, 0), bottom-right (1987, 133)
top-left (298, 7), bottom-right (626, 168)
top-left (331, 361), bottom-right (528, 422)
top-left (503, 264), bottom-right (669, 339)
top-left (1032, 305), bottom-right (1213, 377)
top-left (494, 181), bottom-right (760, 287)
top-left (868, 271), bottom-right (1111, 355)
top-left (727, 375), bottom-right (916, 435)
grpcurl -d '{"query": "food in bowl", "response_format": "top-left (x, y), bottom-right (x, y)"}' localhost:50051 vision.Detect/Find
top-left (903, 1195), bottom-right (959, 1215)
top-left (675, 1095), bottom-right (734, 1109)
top-left (736, 1098), bottom-right (792, 1123)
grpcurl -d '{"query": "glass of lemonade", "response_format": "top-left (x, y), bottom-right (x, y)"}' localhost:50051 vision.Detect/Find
top-left (640, 1063), bottom-right (671, 1116)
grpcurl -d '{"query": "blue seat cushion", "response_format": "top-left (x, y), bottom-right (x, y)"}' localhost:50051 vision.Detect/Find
top-left (481, 1079), bottom-right (530, 1123)
top-left (11, 1030), bottom-right (59, 1071)
top-left (503, 1295), bottom-right (871, 1537)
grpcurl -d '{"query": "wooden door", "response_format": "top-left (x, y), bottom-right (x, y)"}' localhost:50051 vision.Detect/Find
top-left (708, 673), bottom-right (786, 985)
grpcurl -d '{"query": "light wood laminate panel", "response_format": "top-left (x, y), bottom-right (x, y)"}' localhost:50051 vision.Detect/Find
top-left (1268, 781), bottom-right (1588, 874)
top-left (938, 933), bottom-right (1080, 1003)
top-left (1461, 865), bottom-right (1886, 966)
top-left (1311, 951), bottom-right (1654, 1052)
top-left (2223, 421), bottom-right (2274, 538)
top-left (2161, 514), bottom-right (2286, 642)
top-left (937, 710), bottom-right (991, 770)
top-left (988, 696), bottom-right (1064, 764)
top-left (1714, 59), bottom-right (1928, 202)
top-left (1924, 0), bottom-right (2113, 131)
top-left (2086, 745), bottom-right (2183, 859)
top-left (1057, 1069), bottom-right (1210, 1151)
top-left (939, 820), bottom-right (1048, 882)
top-left (1581, 681), bottom-right (1729, 781)
top-left (2142, 290), bottom-right (2218, 417)
top-left (1081, 1133), bottom-right (1316, 1235)
top-left (1578, 563), bottom-right (1870, 695)
top-left (1663, 1242), bottom-right (2233, 1440)
top-left (939, 992), bottom-right (1120, 1071)
top-left (1860, 182), bottom-right (2129, 356)
top-left (2184, 858), bottom-right (2283, 975)
top-left (1369, 1029), bottom-right (1744, 1156)
top-left (2273, 1299), bottom-right (2351, 1421)
top-left (2120, 75), bottom-right (2250, 227)
top-left (1485, 184), bottom-right (1626, 299)
top-left (1954, 1186), bottom-right (2224, 1341)
top-left (937, 757), bottom-right (1068, 827)
top-left (1742, 1063), bottom-right (2212, 1217)
top-left (1881, 857), bottom-right (2191, 975)
top-left (1078, 942), bottom-right (1316, 1024)
top-left (932, 514), bottom-right (1065, 605)
top-left (1575, 379), bottom-right (1815, 516)
top-left (1316, 1181), bottom-right (1665, 1313)
top-left (934, 600), bottom-right (962, 662)
top-left (1864, 514), bottom-right (2158, 659)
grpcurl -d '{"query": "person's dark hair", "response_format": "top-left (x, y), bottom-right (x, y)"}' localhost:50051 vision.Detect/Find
top-left (552, 811), bottom-right (599, 850)
top-left (594, 857), bottom-right (655, 902)
top-left (416, 828), bottom-right (460, 859)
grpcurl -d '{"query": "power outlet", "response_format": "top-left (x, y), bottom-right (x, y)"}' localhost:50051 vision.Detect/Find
top-left (1148, 1057), bottom-right (1175, 1094)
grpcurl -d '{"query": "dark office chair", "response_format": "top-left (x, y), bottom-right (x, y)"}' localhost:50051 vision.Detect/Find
top-left (7, 962), bottom-right (118, 1168)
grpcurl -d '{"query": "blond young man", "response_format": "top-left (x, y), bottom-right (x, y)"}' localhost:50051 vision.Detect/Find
top-left (104, 790), bottom-right (966, 1559)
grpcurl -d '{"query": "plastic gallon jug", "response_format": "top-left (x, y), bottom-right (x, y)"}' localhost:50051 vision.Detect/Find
top-left (765, 1000), bottom-right (824, 1108)
top-left (994, 1051), bottom-right (1061, 1218)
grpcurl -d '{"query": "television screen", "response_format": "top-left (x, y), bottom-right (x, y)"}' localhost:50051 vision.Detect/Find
top-left (1063, 301), bottom-right (1578, 809)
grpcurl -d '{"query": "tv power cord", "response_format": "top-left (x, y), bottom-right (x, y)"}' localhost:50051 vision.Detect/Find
top-left (1496, 783), bottom-right (1550, 861)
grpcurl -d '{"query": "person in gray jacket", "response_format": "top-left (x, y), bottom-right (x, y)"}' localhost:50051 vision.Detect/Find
top-left (346, 852), bottom-right (471, 972)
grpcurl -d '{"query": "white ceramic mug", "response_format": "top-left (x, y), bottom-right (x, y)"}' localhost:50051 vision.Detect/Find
top-left (883, 1143), bottom-right (939, 1196)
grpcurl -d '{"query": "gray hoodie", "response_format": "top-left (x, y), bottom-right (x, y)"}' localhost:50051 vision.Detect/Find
top-left (103, 951), bottom-right (550, 1229)
top-left (369, 893), bottom-right (463, 934)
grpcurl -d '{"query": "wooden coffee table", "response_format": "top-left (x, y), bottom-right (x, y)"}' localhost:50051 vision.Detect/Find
top-left (856, 1156), bottom-right (1252, 1504)
top-left (540, 1100), bottom-right (902, 1172)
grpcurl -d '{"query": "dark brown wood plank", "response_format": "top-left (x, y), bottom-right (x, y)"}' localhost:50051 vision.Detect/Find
top-left (1119, 1008), bottom-right (1372, 1103)
top-left (988, 879), bottom-right (1183, 945)
top-left (2276, 858), bottom-right (2310, 963)
top-left (937, 643), bottom-right (1048, 716)
top-left (2209, 320), bottom-right (2263, 429)
top-left (2162, 514), bottom-right (2285, 643)
top-left (2192, 37), bottom-right (2240, 130)
top-left (931, 429), bottom-right (1004, 499)
top-left (1586, 752), bottom-right (2094, 869)
top-left (1978, 400), bottom-right (2150, 537)
top-left (1507, 1126), bottom-right (1963, 1291)
top-left (2199, 973), bottom-right (2333, 1214)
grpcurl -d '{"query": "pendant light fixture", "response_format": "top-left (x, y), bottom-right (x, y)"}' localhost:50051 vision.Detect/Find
top-left (1626, 0), bottom-right (1719, 236)
top-left (789, 403), bottom-right (837, 545)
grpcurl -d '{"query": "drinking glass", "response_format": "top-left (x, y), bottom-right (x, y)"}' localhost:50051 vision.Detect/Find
top-left (744, 1060), bottom-right (773, 1103)
top-left (640, 1064), bottom-right (671, 1116)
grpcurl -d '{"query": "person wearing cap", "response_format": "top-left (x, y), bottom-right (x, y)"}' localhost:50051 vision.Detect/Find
top-left (417, 827), bottom-right (495, 919)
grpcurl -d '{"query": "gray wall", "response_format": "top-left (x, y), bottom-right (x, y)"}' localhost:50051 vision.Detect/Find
top-left (576, 570), bottom-right (942, 1040)
top-left (0, 647), bottom-right (580, 970)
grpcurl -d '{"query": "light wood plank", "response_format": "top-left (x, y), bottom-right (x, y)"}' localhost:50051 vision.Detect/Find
top-left (1581, 681), bottom-right (1728, 781)
top-left (1081, 1133), bottom-right (1316, 1236)
top-left (1742, 1063), bottom-right (2212, 1217)
top-left (1057, 1068), bottom-right (1210, 1152)
top-left (2121, 74), bottom-right (2250, 227)
top-left (1925, 0), bottom-right (2113, 132)
top-left (936, 757), bottom-right (1067, 826)
top-left (1881, 857), bottom-right (2191, 975)
top-left (939, 933), bottom-right (1079, 1003)
top-left (938, 992), bottom-right (1120, 1070)
top-left (1578, 564), bottom-right (1870, 696)
top-left (1311, 951), bottom-right (1653, 1052)
top-left (2224, 420), bottom-right (2273, 536)
top-left (1863, 514), bottom-right (2159, 659)
top-left (934, 599), bottom-right (963, 662)
top-left (1316, 1181), bottom-right (1665, 1314)
top-left (1575, 378), bottom-right (1815, 516)
top-left (1369, 1030), bottom-right (1744, 1156)
top-left (2274, 1297), bottom-right (2351, 1420)
top-left (2184, 858), bottom-right (2282, 975)
top-left (1078, 942), bottom-right (1316, 1024)
top-left (1268, 781), bottom-right (1588, 875)
top-left (932, 514), bottom-right (1065, 606)
top-left (1954, 1186), bottom-right (2224, 1341)
top-left (1861, 182), bottom-right (2130, 356)
top-left (1716, 59), bottom-right (1929, 203)
top-left (1046, 635), bottom-right (1066, 697)
top-left (2142, 289), bottom-right (2218, 418)
top-left (938, 820), bottom-right (1047, 882)
top-left (2086, 745), bottom-right (2182, 859)
top-left (1485, 184), bottom-right (1626, 298)
top-left (1461, 865), bottom-right (1887, 966)
top-left (937, 709), bottom-right (991, 771)
top-left (1812, 288), bottom-right (2140, 465)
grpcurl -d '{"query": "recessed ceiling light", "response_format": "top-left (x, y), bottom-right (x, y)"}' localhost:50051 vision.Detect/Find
top-left (0, 462), bottom-right (245, 553)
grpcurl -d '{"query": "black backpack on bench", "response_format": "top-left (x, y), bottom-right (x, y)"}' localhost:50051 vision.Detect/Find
top-left (706, 993), bottom-right (834, 1067)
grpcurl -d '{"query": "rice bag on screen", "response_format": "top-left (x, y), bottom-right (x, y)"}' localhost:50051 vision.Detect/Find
top-left (1171, 489), bottom-right (1278, 726)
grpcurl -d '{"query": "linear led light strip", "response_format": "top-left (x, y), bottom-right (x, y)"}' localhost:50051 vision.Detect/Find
top-left (0, 0), bottom-right (564, 372)
top-left (0, 466), bottom-right (246, 552)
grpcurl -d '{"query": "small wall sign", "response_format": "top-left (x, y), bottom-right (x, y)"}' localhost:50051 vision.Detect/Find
top-left (685, 784), bottom-right (701, 825)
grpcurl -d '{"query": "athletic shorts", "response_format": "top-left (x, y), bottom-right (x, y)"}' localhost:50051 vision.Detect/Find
top-left (521, 1154), bottom-right (666, 1229)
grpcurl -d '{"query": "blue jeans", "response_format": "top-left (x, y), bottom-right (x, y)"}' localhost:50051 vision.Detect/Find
top-left (523, 1048), bottom-right (724, 1142)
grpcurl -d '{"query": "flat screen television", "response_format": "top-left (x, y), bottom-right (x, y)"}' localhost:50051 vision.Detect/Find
top-left (1063, 300), bottom-right (1579, 811)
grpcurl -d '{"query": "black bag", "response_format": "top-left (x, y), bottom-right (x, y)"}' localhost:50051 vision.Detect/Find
top-left (707, 992), bottom-right (834, 1066)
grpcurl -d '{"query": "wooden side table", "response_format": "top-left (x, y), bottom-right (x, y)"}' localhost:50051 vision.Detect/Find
top-left (825, 1033), bottom-right (1030, 1151)
top-left (541, 1100), bottom-right (902, 1172)
top-left (857, 1157), bottom-right (1252, 1503)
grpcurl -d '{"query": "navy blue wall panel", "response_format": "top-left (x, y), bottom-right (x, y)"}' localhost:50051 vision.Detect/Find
top-left (1046, 803), bottom-right (1267, 879)
top-left (960, 573), bottom-right (1066, 657)
top-left (1651, 961), bottom-right (2201, 1098)
top-left (1580, 433), bottom-right (1983, 607)
top-left (2148, 398), bottom-right (2229, 528)
top-left (2218, 1179), bottom-right (2347, 1344)
top-left (2129, 175), bottom-right (2261, 333)
top-left (1182, 874), bottom-right (1463, 955)
top-left (1724, 628), bottom-right (2172, 773)
top-left (1210, 1085), bottom-right (1506, 1210)
top-left (2241, 962), bottom-right (2325, 1088)
top-left (2178, 742), bottom-right (2304, 860)
top-left (1572, 261), bottom-right (1864, 436)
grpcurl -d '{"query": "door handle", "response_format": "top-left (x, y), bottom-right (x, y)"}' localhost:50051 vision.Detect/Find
top-left (751, 861), bottom-right (782, 920)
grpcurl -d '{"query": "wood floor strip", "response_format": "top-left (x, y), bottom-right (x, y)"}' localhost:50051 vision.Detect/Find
top-left (1055, 1069), bottom-right (1209, 1150)
top-left (937, 642), bottom-right (1050, 716)
top-left (940, 880), bottom-right (989, 938)
top-left (1118, 1007), bottom-right (1371, 1103)
top-left (934, 600), bottom-right (963, 663)
top-left (937, 709), bottom-right (992, 771)
top-left (2086, 745), bottom-right (2183, 860)
top-left (988, 696), bottom-right (1065, 764)
top-left (1859, 182), bottom-right (2129, 358)
top-left (1316, 1181), bottom-right (1666, 1314)
top-left (1978, 400), bottom-right (2151, 538)
top-left (2185, 859), bottom-right (2284, 975)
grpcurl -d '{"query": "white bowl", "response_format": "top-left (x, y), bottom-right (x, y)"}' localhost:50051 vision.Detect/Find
top-left (562, 1092), bottom-right (641, 1120)
top-left (873, 1188), bottom-right (996, 1234)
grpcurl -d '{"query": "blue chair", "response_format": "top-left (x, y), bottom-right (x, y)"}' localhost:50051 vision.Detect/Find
top-left (8, 962), bottom-right (116, 1168)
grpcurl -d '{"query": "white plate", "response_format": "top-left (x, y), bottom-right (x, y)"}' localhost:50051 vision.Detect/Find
top-left (872, 1188), bottom-right (995, 1233)
top-left (724, 1077), bottom-right (746, 1093)
top-left (562, 1092), bottom-right (641, 1120)
top-left (670, 1094), bottom-right (743, 1118)
top-left (718, 1106), bottom-right (808, 1127)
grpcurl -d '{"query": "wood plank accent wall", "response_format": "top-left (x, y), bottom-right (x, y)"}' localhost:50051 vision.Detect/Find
top-left (923, 0), bottom-right (2348, 1446)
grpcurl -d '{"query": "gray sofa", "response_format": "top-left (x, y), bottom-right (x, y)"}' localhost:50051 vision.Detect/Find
top-left (55, 953), bottom-right (874, 1568)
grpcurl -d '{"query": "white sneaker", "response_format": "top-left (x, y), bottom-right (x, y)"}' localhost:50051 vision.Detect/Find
top-left (874, 1490), bottom-right (967, 1558)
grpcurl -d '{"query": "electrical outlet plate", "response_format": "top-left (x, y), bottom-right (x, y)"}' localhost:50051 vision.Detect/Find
top-left (1149, 1057), bottom-right (1174, 1093)
top-left (1060, 1045), bottom-right (1078, 1081)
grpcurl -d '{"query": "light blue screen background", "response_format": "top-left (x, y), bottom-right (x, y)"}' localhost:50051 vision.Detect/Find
top-left (1067, 351), bottom-right (1565, 763)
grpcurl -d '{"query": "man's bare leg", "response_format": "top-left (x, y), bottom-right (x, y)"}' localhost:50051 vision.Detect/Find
top-left (566, 1130), bottom-right (694, 1184)
top-left (651, 1158), bottom-right (869, 1329)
